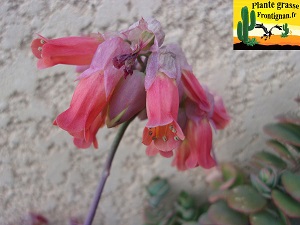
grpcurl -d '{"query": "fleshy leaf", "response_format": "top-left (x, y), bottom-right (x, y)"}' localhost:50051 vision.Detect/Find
top-left (177, 191), bottom-right (195, 209)
top-left (198, 212), bottom-right (214, 225)
top-left (250, 210), bottom-right (284, 225)
top-left (278, 208), bottom-right (292, 225)
top-left (281, 171), bottom-right (300, 202)
top-left (227, 185), bottom-right (267, 214)
top-left (272, 190), bottom-right (300, 218)
top-left (209, 190), bottom-right (229, 203)
top-left (221, 163), bottom-right (245, 190)
top-left (250, 174), bottom-right (272, 198)
top-left (207, 201), bottom-right (248, 225)
top-left (264, 123), bottom-right (300, 147)
top-left (276, 114), bottom-right (300, 125)
top-left (252, 151), bottom-right (287, 170)
top-left (266, 140), bottom-right (297, 165)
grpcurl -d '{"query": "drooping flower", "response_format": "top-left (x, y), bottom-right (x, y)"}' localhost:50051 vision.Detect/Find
top-left (54, 37), bottom-right (131, 148)
top-left (142, 72), bottom-right (184, 152)
top-left (31, 34), bottom-right (104, 69)
top-left (171, 71), bottom-right (230, 170)
top-left (172, 118), bottom-right (215, 170)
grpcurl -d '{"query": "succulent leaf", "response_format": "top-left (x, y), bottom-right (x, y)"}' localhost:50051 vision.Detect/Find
top-left (266, 140), bottom-right (297, 165)
top-left (198, 212), bottom-right (214, 225)
top-left (272, 190), bottom-right (300, 218)
top-left (227, 185), bottom-right (267, 214)
top-left (146, 177), bottom-right (170, 208)
top-left (250, 210), bottom-right (284, 225)
top-left (276, 114), bottom-right (300, 125)
top-left (264, 123), bottom-right (300, 147)
top-left (277, 208), bottom-right (291, 225)
top-left (207, 201), bottom-right (248, 225)
top-left (209, 190), bottom-right (229, 203)
top-left (252, 151), bottom-right (287, 170)
top-left (258, 167), bottom-right (278, 188)
top-left (250, 174), bottom-right (272, 198)
top-left (177, 191), bottom-right (194, 209)
top-left (281, 171), bottom-right (300, 202)
top-left (220, 163), bottom-right (245, 190)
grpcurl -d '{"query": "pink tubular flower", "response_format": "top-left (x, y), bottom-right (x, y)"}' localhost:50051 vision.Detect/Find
top-left (31, 34), bottom-right (104, 69)
top-left (53, 72), bottom-right (107, 149)
top-left (172, 119), bottom-right (215, 170)
top-left (142, 72), bottom-right (184, 152)
top-left (171, 65), bottom-right (230, 170)
top-left (54, 37), bottom-right (131, 148)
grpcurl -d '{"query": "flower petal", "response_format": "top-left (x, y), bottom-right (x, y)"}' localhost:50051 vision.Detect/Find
top-left (146, 143), bottom-right (159, 156)
top-left (182, 71), bottom-right (210, 112)
top-left (55, 72), bottom-right (106, 134)
top-left (146, 73), bottom-right (179, 127)
top-left (192, 119), bottom-right (215, 169)
top-left (212, 96), bottom-right (230, 130)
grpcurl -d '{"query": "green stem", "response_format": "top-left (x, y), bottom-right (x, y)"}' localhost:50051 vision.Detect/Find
top-left (83, 119), bottom-right (132, 225)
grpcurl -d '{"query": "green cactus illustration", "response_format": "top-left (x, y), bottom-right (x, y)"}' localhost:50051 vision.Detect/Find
top-left (237, 6), bottom-right (256, 44)
top-left (281, 23), bottom-right (289, 38)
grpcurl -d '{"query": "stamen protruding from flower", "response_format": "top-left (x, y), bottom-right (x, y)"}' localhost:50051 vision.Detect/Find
top-left (162, 136), bottom-right (167, 142)
top-left (174, 136), bottom-right (180, 141)
top-left (112, 52), bottom-right (138, 79)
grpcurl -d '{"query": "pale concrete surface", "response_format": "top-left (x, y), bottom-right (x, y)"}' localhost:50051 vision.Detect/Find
top-left (0, 0), bottom-right (300, 224)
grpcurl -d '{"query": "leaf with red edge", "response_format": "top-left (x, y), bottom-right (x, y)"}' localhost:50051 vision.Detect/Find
top-left (281, 171), bottom-right (300, 202)
top-left (264, 123), bottom-right (300, 147)
top-left (252, 151), bottom-right (287, 170)
top-left (207, 201), bottom-right (248, 225)
top-left (272, 190), bottom-right (300, 218)
top-left (227, 185), bottom-right (267, 214)
top-left (276, 114), bottom-right (300, 125)
top-left (266, 140), bottom-right (297, 165)
top-left (250, 210), bottom-right (284, 225)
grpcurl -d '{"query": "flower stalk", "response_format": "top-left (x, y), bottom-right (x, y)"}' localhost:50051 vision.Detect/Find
top-left (84, 118), bottom-right (133, 225)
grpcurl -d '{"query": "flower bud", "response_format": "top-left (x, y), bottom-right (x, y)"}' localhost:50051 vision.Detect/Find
top-left (107, 71), bottom-right (146, 127)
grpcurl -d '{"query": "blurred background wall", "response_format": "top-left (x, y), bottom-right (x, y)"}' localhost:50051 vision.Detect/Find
top-left (0, 0), bottom-right (299, 224)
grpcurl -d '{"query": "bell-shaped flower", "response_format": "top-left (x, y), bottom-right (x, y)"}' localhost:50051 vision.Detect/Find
top-left (172, 118), bottom-right (215, 170)
top-left (31, 34), bottom-right (104, 69)
top-left (107, 70), bottom-right (146, 127)
top-left (142, 72), bottom-right (184, 152)
top-left (53, 72), bottom-right (107, 148)
top-left (54, 37), bottom-right (131, 148)
top-left (172, 76), bottom-right (230, 170)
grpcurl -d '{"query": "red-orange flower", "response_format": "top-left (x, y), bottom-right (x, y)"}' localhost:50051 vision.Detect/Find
top-left (142, 73), bottom-right (184, 152)
top-left (31, 34), bottom-right (103, 69)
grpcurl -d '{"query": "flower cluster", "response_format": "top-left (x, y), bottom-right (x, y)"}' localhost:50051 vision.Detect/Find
top-left (31, 18), bottom-right (230, 170)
